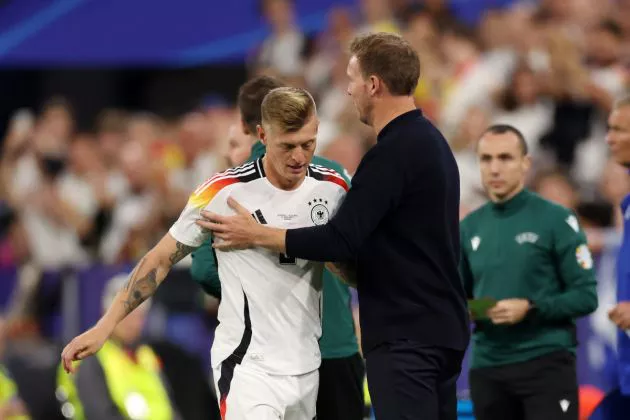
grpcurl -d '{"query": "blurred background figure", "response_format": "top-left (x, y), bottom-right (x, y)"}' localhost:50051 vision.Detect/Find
top-left (0, 317), bottom-right (30, 419)
top-left (56, 273), bottom-right (182, 420)
top-left (0, 0), bottom-right (629, 418)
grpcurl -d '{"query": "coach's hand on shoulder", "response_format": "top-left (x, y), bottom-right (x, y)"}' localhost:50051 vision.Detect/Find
top-left (488, 299), bottom-right (531, 325)
top-left (61, 325), bottom-right (110, 374)
top-left (197, 197), bottom-right (263, 250)
top-left (609, 302), bottom-right (630, 330)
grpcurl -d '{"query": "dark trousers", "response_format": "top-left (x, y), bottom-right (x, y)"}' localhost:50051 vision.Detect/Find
top-left (365, 340), bottom-right (464, 420)
top-left (317, 352), bottom-right (365, 420)
top-left (469, 350), bottom-right (579, 420)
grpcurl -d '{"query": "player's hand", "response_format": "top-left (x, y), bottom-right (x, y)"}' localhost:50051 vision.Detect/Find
top-left (488, 299), bottom-right (531, 325)
top-left (197, 197), bottom-right (262, 250)
top-left (609, 302), bottom-right (630, 330)
top-left (61, 325), bottom-right (110, 374)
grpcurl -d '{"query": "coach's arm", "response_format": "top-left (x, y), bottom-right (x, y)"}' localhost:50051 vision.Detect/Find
top-left (201, 144), bottom-right (404, 262)
top-left (61, 233), bottom-right (198, 373)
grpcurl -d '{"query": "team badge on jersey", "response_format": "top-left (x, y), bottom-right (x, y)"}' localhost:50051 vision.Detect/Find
top-left (575, 244), bottom-right (593, 269)
top-left (471, 236), bottom-right (481, 251)
top-left (309, 198), bottom-right (329, 225)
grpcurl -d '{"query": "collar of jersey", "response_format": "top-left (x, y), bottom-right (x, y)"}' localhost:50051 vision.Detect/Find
top-left (622, 193), bottom-right (630, 213)
top-left (490, 188), bottom-right (530, 216)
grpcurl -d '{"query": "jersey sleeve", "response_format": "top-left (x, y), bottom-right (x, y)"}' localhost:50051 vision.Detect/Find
top-left (534, 209), bottom-right (598, 321)
top-left (168, 175), bottom-right (231, 248)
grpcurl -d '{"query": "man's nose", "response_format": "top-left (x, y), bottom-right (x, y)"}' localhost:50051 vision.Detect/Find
top-left (489, 159), bottom-right (501, 174)
top-left (291, 148), bottom-right (306, 163)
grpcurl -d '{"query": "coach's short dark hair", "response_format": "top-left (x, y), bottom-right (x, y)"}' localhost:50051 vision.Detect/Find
top-left (238, 75), bottom-right (285, 135)
top-left (349, 32), bottom-right (420, 96)
top-left (479, 124), bottom-right (528, 156)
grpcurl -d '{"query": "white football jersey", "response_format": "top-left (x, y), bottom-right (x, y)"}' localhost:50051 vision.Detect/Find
top-left (169, 158), bottom-right (348, 375)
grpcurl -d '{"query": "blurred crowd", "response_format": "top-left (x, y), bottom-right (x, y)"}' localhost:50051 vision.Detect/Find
top-left (0, 0), bottom-right (629, 329)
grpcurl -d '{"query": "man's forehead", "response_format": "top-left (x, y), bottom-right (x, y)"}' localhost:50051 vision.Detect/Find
top-left (610, 106), bottom-right (630, 126)
top-left (347, 56), bottom-right (361, 73)
top-left (478, 132), bottom-right (521, 152)
top-left (276, 125), bottom-right (318, 144)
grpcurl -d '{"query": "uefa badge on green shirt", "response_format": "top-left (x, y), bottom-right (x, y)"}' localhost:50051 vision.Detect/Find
top-left (575, 244), bottom-right (593, 270)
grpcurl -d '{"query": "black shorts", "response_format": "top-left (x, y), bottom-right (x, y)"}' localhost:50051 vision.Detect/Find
top-left (365, 340), bottom-right (464, 420)
top-left (317, 352), bottom-right (365, 420)
top-left (469, 350), bottom-right (579, 420)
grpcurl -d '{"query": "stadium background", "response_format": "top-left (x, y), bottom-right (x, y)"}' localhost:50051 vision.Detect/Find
top-left (0, 0), bottom-right (628, 418)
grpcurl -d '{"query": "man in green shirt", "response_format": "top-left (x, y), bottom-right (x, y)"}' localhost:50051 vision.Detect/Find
top-left (191, 75), bottom-right (364, 420)
top-left (460, 124), bottom-right (598, 420)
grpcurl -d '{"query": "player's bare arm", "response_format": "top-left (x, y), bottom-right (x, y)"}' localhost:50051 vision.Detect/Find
top-left (197, 196), bottom-right (287, 253)
top-left (60, 234), bottom-right (196, 373)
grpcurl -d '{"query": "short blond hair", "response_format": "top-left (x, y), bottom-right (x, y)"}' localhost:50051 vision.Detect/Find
top-left (261, 87), bottom-right (316, 133)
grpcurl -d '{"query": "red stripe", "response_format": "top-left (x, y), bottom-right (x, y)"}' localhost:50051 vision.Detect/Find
top-left (324, 174), bottom-right (349, 192)
top-left (220, 396), bottom-right (227, 420)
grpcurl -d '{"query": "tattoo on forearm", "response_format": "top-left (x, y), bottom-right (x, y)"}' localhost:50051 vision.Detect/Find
top-left (122, 267), bottom-right (158, 315)
top-left (119, 241), bottom-right (194, 317)
top-left (124, 259), bottom-right (146, 291)
top-left (169, 241), bottom-right (195, 266)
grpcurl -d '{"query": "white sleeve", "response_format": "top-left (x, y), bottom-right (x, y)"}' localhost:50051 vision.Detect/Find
top-left (168, 177), bottom-right (225, 247)
top-left (168, 202), bottom-right (209, 248)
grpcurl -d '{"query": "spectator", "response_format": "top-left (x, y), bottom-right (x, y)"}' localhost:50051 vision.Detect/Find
top-left (99, 141), bottom-right (161, 264)
top-left (491, 63), bottom-right (554, 160)
top-left (255, 0), bottom-right (306, 77)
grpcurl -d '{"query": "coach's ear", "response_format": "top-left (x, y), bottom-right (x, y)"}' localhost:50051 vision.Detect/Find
top-left (257, 124), bottom-right (268, 146)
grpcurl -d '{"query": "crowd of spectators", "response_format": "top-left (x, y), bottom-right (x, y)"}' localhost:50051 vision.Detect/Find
top-left (0, 0), bottom-right (629, 338)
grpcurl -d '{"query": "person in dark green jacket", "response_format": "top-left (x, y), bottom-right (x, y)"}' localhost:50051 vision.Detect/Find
top-left (191, 75), bottom-right (364, 420)
top-left (460, 124), bottom-right (598, 420)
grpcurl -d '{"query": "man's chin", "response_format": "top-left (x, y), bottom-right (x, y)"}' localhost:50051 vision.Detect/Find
top-left (284, 170), bottom-right (307, 181)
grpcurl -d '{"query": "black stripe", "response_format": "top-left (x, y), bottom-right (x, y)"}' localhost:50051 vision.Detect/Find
top-left (256, 157), bottom-right (266, 178)
top-left (308, 165), bottom-right (325, 181)
top-left (237, 170), bottom-right (263, 183)
top-left (221, 162), bottom-right (255, 176)
top-left (254, 209), bottom-right (267, 225)
top-left (217, 290), bottom-right (252, 403)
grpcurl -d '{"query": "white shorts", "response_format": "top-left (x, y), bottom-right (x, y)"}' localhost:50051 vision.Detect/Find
top-left (213, 359), bottom-right (318, 420)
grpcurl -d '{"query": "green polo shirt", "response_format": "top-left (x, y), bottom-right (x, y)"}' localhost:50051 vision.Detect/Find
top-left (460, 189), bottom-right (598, 369)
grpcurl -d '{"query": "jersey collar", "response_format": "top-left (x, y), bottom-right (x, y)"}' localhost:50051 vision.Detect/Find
top-left (490, 188), bottom-right (530, 216)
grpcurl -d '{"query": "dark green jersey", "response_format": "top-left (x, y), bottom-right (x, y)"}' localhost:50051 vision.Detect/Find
top-left (190, 141), bottom-right (359, 359)
top-left (459, 189), bottom-right (598, 369)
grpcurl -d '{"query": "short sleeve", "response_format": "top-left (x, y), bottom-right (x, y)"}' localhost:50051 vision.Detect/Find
top-left (168, 176), bottom-right (226, 247)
